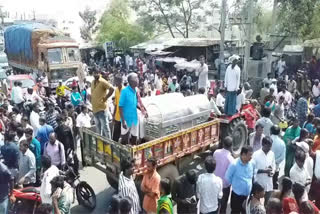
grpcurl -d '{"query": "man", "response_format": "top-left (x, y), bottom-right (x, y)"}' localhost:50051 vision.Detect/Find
top-left (277, 55), bottom-right (286, 77)
top-left (198, 56), bottom-right (209, 91)
top-left (12, 81), bottom-right (24, 110)
top-left (277, 87), bottom-right (293, 110)
top-left (296, 91), bottom-right (309, 127)
top-left (288, 75), bottom-right (297, 95)
top-left (141, 157), bottom-right (160, 214)
top-left (264, 87), bottom-right (275, 106)
top-left (290, 149), bottom-right (311, 193)
top-left (224, 56), bottom-right (241, 116)
top-left (256, 107), bottom-right (274, 136)
top-left (312, 79), bottom-right (320, 98)
top-left (172, 170), bottom-right (197, 214)
top-left (197, 156), bottom-right (223, 214)
top-left (168, 76), bottom-right (180, 93)
top-left (37, 117), bottom-right (54, 154)
top-left (272, 96), bottom-right (285, 125)
top-left (43, 133), bottom-right (66, 169)
top-left (213, 137), bottom-right (234, 213)
top-left (270, 125), bottom-right (286, 189)
top-left (18, 140), bottom-right (36, 187)
top-left (30, 103), bottom-right (41, 135)
top-left (45, 102), bottom-right (59, 130)
top-left (40, 155), bottom-right (60, 204)
top-left (55, 116), bottom-right (74, 156)
top-left (263, 73), bottom-right (273, 86)
top-left (249, 124), bottom-right (265, 152)
top-left (70, 86), bottom-right (82, 108)
top-left (51, 175), bottom-right (73, 214)
top-left (283, 118), bottom-right (301, 176)
top-left (1, 132), bottom-right (19, 181)
top-left (56, 80), bottom-right (71, 108)
top-left (0, 162), bottom-right (14, 214)
top-left (225, 146), bottom-right (254, 214)
top-left (91, 70), bottom-right (114, 138)
top-left (119, 73), bottom-right (140, 145)
top-left (216, 89), bottom-right (225, 110)
top-left (25, 128), bottom-right (41, 185)
top-left (76, 105), bottom-right (91, 129)
top-left (113, 75), bottom-right (123, 142)
top-left (118, 157), bottom-right (141, 214)
top-left (25, 87), bottom-right (43, 105)
top-left (236, 88), bottom-right (246, 112)
top-left (260, 83), bottom-right (270, 105)
top-left (252, 136), bottom-right (276, 205)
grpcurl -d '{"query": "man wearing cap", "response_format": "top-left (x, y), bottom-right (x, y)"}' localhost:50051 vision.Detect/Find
top-left (295, 141), bottom-right (314, 180)
top-left (168, 76), bottom-right (180, 93)
top-left (91, 70), bottom-right (114, 138)
top-left (224, 57), bottom-right (241, 116)
top-left (56, 80), bottom-right (71, 108)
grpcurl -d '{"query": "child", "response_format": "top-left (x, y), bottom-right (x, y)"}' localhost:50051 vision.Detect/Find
top-left (157, 178), bottom-right (173, 214)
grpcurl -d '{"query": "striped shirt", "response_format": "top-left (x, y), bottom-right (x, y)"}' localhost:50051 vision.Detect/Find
top-left (118, 172), bottom-right (141, 214)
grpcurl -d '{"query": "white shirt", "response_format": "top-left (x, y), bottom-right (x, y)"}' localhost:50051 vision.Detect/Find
top-left (216, 93), bottom-right (225, 108)
top-left (198, 63), bottom-right (208, 89)
top-left (30, 111), bottom-right (40, 135)
top-left (256, 117), bottom-right (274, 136)
top-left (25, 92), bottom-right (43, 104)
top-left (236, 92), bottom-right (246, 111)
top-left (277, 60), bottom-right (286, 75)
top-left (12, 86), bottom-right (24, 104)
top-left (196, 173), bottom-right (223, 213)
top-left (224, 64), bottom-right (241, 92)
top-left (313, 84), bottom-right (320, 97)
top-left (76, 112), bottom-right (91, 128)
top-left (40, 165), bottom-right (60, 204)
top-left (252, 149), bottom-right (276, 192)
top-left (277, 91), bottom-right (293, 107)
top-left (290, 163), bottom-right (311, 192)
top-left (305, 154), bottom-right (314, 179)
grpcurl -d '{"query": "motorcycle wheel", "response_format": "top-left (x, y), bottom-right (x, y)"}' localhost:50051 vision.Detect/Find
top-left (76, 181), bottom-right (96, 210)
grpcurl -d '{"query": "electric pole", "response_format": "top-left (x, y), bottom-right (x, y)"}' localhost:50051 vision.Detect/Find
top-left (243, 0), bottom-right (254, 82)
top-left (219, 0), bottom-right (227, 80)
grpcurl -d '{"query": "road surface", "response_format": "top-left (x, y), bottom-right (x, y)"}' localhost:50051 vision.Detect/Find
top-left (70, 166), bottom-right (115, 214)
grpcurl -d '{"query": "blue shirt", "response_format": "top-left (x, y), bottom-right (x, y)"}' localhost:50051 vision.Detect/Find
top-left (36, 124), bottom-right (54, 154)
top-left (119, 86), bottom-right (138, 127)
top-left (0, 142), bottom-right (19, 169)
top-left (304, 122), bottom-right (315, 134)
top-left (225, 158), bottom-right (254, 196)
top-left (314, 104), bottom-right (320, 117)
top-left (270, 135), bottom-right (286, 167)
top-left (29, 138), bottom-right (41, 169)
top-left (71, 92), bottom-right (83, 107)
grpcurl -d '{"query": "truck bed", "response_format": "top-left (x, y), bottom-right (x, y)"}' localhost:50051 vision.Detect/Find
top-left (81, 119), bottom-right (220, 179)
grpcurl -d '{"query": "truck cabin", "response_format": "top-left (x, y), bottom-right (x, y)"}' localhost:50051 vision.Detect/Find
top-left (38, 42), bottom-right (81, 88)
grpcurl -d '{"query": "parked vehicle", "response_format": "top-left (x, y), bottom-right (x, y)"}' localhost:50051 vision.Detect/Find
top-left (9, 186), bottom-right (41, 214)
top-left (7, 74), bottom-right (36, 97)
top-left (4, 23), bottom-right (81, 89)
top-left (81, 93), bottom-right (252, 190)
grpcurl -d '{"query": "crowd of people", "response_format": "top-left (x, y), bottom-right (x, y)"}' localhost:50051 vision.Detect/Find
top-left (1, 50), bottom-right (320, 214)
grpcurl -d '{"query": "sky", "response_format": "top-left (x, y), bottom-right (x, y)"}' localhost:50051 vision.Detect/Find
top-left (0, 0), bottom-right (110, 43)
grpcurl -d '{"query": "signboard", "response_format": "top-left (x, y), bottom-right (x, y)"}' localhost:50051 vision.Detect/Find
top-left (104, 41), bottom-right (114, 58)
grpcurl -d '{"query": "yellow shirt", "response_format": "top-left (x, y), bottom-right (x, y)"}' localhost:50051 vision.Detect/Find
top-left (91, 77), bottom-right (113, 113)
top-left (56, 85), bottom-right (71, 96)
top-left (114, 87), bottom-right (123, 121)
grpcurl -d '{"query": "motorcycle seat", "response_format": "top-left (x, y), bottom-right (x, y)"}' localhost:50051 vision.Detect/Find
top-left (20, 187), bottom-right (40, 194)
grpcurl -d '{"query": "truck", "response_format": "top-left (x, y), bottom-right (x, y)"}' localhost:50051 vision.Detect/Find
top-left (81, 93), bottom-right (251, 189)
top-left (4, 23), bottom-right (81, 89)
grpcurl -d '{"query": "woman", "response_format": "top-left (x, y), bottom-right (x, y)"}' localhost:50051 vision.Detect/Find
top-left (247, 182), bottom-right (266, 214)
top-left (272, 177), bottom-right (293, 201)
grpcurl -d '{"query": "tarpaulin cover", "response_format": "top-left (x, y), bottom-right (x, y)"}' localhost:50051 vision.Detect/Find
top-left (4, 23), bottom-right (56, 66)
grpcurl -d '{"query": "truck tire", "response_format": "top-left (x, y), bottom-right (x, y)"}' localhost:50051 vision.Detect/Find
top-left (227, 118), bottom-right (248, 156)
top-left (106, 174), bottom-right (118, 191)
top-left (158, 164), bottom-right (179, 189)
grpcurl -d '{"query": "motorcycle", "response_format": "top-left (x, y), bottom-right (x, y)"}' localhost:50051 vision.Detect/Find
top-left (62, 150), bottom-right (97, 210)
top-left (9, 186), bottom-right (41, 214)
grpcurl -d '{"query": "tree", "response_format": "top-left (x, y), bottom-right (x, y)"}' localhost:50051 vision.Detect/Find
top-left (79, 7), bottom-right (97, 42)
top-left (96, 0), bottom-right (150, 52)
top-left (131, 0), bottom-right (218, 38)
top-left (277, 0), bottom-right (320, 40)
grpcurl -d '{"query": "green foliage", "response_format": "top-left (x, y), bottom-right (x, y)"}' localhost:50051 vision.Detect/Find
top-left (278, 0), bottom-right (320, 40)
top-left (131, 0), bottom-right (218, 38)
top-left (96, 0), bottom-right (150, 52)
top-left (253, 6), bottom-right (273, 37)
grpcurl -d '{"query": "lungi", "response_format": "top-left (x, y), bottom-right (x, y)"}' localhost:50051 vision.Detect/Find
top-left (224, 91), bottom-right (237, 116)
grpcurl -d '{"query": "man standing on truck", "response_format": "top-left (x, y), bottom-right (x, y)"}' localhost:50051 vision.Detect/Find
top-left (224, 56), bottom-right (241, 116)
top-left (119, 73), bottom-right (139, 145)
top-left (91, 70), bottom-right (114, 138)
top-left (141, 157), bottom-right (160, 214)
